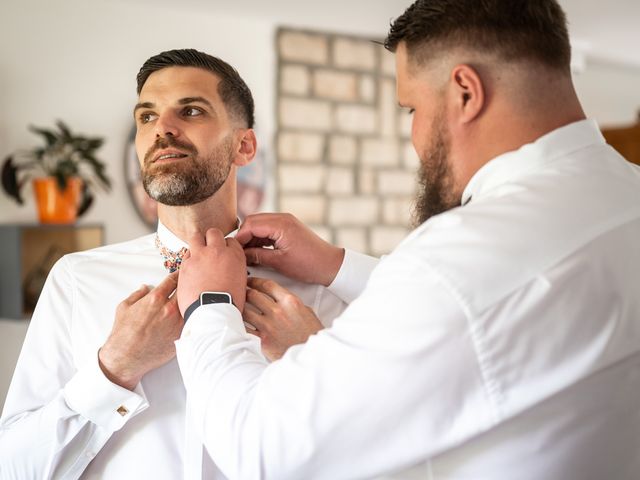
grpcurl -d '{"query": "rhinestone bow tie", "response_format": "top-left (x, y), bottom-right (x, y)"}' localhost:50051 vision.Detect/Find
top-left (155, 234), bottom-right (188, 272)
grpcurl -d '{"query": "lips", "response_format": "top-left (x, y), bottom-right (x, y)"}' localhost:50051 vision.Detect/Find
top-left (152, 150), bottom-right (189, 163)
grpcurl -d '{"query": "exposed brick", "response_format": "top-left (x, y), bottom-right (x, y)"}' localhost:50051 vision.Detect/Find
top-left (402, 141), bottom-right (420, 169)
top-left (380, 79), bottom-right (397, 137)
top-left (335, 105), bottom-right (377, 134)
top-left (313, 69), bottom-right (358, 101)
top-left (279, 164), bottom-right (326, 193)
top-left (279, 98), bottom-right (332, 131)
top-left (371, 227), bottom-right (409, 256)
top-left (383, 197), bottom-right (415, 226)
top-left (326, 167), bottom-right (354, 195)
top-left (329, 197), bottom-right (379, 226)
top-left (329, 135), bottom-right (357, 165)
top-left (380, 49), bottom-right (396, 76)
top-left (280, 64), bottom-right (311, 96)
top-left (359, 75), bottom-right (376, 103)
top-left (398, 110), bottom-right (412, 139)
top-left (377, 170), bottom-right (416, 195)
top-left (278, 131), bottom-right (325, 163)
top-left (361, 139), bottom-right (399, 167)
top-left (275, 28), bottom-right (418, 256)
top-left (279, 31), bottom-right (328, 65)
top-left (310, 225), bottom-right (333, 243)
top-left (358, 169), bottom-right (376, 194)
top-left (336, 227), bottom-right (368, 252)
top-left (279, 195), bottom-right (326, 224)
top-left (333, 38), bottom-right (377, 70)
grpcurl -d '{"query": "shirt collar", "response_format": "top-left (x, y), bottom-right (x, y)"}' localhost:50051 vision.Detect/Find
top-left (156, 219), bottom-right (240, 252)
top-left (461, 119), bottom-right (605, 205)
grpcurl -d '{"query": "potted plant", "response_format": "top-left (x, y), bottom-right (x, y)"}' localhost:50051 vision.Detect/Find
top-left (1, 120), bottom-right (111, 224)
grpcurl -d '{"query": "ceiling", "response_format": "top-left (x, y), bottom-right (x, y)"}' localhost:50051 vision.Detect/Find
top-left (120, 0), bottom-right (640, 70)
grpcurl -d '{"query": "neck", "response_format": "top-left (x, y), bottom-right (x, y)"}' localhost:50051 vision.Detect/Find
top-left (157, 170), bottom-right (238, 240)
top-left (455, 72), bottom-right (586, 189)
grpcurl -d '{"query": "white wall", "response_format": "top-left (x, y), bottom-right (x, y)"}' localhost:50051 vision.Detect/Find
top-left (574, 61), bottom-right (640, 127)
top-left (0, 0), bottom-right (276, 245)
top-left (0, 320), bottom-right (29, 410)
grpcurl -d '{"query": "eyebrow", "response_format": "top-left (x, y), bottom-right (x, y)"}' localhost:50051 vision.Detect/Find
top-left (133, 96), bottom-right (215, 116)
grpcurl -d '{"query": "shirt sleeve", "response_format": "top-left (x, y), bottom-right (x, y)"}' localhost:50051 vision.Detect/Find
top-left (0, 256), bottom-right (148, 480)
top-left (175, 246), bottom-right (497, 479)
top-left (327, 248), bottom-right (380, 304)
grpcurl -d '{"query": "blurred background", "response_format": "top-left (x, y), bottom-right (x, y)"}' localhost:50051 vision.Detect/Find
top-left (1, 0), bottom-right (639, 407)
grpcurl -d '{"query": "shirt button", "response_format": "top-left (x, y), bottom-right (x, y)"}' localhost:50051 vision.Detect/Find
top-left (183, 329), bottom-right (191, 338)
top-left (116, 405), bottom-right (129, 416)
top-left (86, 451), bottom-right (96, 458)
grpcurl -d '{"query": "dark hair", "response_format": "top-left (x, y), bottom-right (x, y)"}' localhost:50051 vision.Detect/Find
top-left (137, 49), bottom-right (255, 128)
top-left (385, 0), bottom-right (571, 73)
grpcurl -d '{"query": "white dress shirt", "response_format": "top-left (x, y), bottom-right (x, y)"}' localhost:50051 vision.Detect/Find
top-left (176, 119), bottom-right (640, 480)
top-left (0, 223), bottom-right (350, 479)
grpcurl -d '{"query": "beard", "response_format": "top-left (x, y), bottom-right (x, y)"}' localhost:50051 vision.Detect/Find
top-left (142, 135), bottom-right (233, 206)
top-left (412, 111), bottom-right (460, 227)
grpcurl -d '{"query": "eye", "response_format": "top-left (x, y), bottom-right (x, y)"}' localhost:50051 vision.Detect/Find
top-left (183, 107), bottom-right (203, 117)
top-left (139, 112), bottom-right (157, 124)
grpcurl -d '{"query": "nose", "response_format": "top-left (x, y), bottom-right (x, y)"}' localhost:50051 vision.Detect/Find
top-left (154, 112), bottom-right (180, 139)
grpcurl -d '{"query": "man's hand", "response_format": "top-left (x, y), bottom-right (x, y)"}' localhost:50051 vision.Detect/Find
top-left (99, 272), bottom-right (182, 390)
top-left (243, 277), bottom-right (324, 361)
top-left (177, 228), bottom-right (248, 316)
top-left (237, 213), bottom-right (345, 286)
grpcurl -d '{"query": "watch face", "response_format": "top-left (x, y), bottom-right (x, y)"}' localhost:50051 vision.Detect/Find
top-left (201, 292), bottom-right (233, 305)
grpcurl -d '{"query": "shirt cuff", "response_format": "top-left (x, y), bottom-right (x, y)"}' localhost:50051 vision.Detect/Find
top-left (179, 303), bottom-right (246, 343)
top-left (328, 248), bottom-right (379, 304)
top-left (63, 351), bottom-right (148, 431)
top-left (176, 303), bottom-right (258, 385)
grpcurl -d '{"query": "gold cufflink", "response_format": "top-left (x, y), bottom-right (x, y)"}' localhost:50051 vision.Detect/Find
top-left (116, 405), bottom-right (129, 416)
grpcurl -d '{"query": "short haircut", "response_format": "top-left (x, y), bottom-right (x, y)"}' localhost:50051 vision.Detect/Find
top-left (137, 49), bottom-right (255, 128)
top-left (385, 0), bottom-right (571, 73)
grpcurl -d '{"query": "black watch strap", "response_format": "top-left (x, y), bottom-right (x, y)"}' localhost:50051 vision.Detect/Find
top-left (183, 292), bottom-right (233, 322)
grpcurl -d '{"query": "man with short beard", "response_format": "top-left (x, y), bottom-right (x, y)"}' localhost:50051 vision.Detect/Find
top-left (171, 1), bottom-right (640, 479)
top-left (0, 49), bottom-right (350, 479)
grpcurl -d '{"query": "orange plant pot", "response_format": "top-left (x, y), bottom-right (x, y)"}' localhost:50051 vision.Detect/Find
top-left (32, 177), bottom-right (82, 224)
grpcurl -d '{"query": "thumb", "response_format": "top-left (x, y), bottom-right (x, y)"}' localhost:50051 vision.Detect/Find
top-left (124, 284), bottom-right (151, 306)
top-left (154, 271), bottom-right (179, 298)
top-left (244, 247), bottom-right (283, 269)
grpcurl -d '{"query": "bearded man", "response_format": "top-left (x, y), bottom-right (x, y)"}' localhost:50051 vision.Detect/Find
top-left (0, 49), bottom-right (350, 479)
top-left (170, 1), bottom-right (640, 479)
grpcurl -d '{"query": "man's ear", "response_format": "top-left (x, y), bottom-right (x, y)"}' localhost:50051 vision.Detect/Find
top-left (449, 64), bottom-right (485, 124)
top-left (233, 129), bottom-right (257, 167)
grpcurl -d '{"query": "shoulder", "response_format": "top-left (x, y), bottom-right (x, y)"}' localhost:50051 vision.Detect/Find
top-left (384, 196), bottom-right (557, 315)
top-left (51, 233), bottom-right (156, 281)
top-left (62, 233), bottom-right (155, 264)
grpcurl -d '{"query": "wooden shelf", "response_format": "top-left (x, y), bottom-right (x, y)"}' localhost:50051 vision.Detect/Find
top-left (602, 117), bottom-right (640, 166)
top-left (0, 224), bottom-right (104, 319)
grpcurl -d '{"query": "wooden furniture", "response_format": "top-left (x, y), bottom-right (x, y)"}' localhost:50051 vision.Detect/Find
top-left (0, 224), bottom-right (104, 319)
top-left (601, 114), bottom-right (640, 165)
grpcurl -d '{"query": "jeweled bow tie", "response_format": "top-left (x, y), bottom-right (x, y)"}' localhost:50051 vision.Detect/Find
top-left (155, 234), bottom-right (188, 272)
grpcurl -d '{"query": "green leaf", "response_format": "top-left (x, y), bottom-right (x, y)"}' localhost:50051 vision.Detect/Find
top-left (80, 154), bottom-right (111, 189)
top-left (87, 138), bottom-right (104, 150)
top-left (77, 184), bottom-right (94, 217)
top-left (33, 147), bottom-right (46, 160)
top-left (56, 120), bottom-right (73, 142)
top-left (29, 126), bottom-right (59, 147)
top-left (54, 171), bottom-right (67, 190)
top-left (1, 156), bottom-right (24, 204)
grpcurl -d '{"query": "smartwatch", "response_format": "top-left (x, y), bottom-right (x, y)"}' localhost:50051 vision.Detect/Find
top-left (183, 291), bottom-right (233, 322)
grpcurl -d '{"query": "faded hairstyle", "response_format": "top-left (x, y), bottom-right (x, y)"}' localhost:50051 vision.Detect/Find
top-left (137, 49), bottom-right (255, 128)
top-left (385, 0), bottom-right (571, 73)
